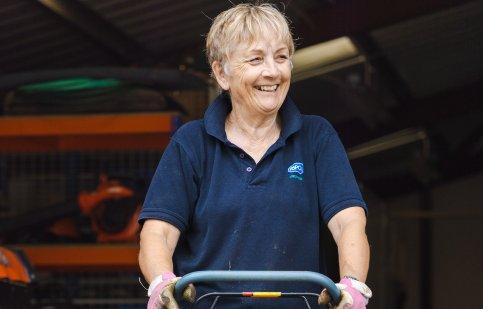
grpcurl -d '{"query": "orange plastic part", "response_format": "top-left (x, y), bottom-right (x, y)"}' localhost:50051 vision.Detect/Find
top-left (49, 218), bottom-right (80, 239)
top-left (0, 247), bottom-right (31, 284)
top-left (78, 174), bottom-right (140, 242)
top-left (78, 175), bottom-right (134, 216)
top-left (96, 207), bottom-right (141, 243)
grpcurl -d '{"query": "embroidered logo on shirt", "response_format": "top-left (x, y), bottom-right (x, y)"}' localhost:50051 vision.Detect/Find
top-left (288, 162), bottom-right (304, 180)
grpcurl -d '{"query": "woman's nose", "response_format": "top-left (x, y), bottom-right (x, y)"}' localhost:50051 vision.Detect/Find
top-left (261, 58), bottom-right (280, 77)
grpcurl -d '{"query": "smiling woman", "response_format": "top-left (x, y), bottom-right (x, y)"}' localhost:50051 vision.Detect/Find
top-left (207, 4), bottom-right (294, 163)
top-left (139, 3), bottom-right (371, 309)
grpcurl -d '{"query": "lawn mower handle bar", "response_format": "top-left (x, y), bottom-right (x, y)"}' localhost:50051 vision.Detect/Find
top-left (175, 270), bottom-right (341, 304)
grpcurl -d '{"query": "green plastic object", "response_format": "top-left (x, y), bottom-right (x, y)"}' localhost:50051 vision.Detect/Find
top-left (19, 78), bottom-right (122, 92)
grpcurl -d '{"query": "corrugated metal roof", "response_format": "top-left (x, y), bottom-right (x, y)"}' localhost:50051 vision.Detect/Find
top-left (0, 0), bottom-right (117, 73)
top-left (0, 0), bottom-right (322, 72)
top-left (82, 0), bottom-right (320, 57)
top-left (0, 0), bottom-right (479, 92)
top-left (371, 1), bottom-right (483, 99)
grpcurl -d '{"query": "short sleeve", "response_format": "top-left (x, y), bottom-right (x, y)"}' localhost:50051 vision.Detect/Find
top-left (138, 139), bottom-right (198, 232)
top-left (316, 127), bottom-right (367, 223)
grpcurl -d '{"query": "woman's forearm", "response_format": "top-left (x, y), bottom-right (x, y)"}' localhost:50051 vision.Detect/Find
top-left (328, 207), bottom-right (370, 283)
top-left (139, 220), bottom-right (180, 283)
top-left (337, 220), bottom-right (370, 282)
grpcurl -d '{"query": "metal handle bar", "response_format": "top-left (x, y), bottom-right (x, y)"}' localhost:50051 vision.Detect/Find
top-left (175, 271), bottom-right (341, 305)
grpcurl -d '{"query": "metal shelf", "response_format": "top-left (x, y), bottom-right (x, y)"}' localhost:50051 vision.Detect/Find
top-left (0, 112), bottom-right (178, 151)
top-left (16, 244), bottom-right (139, 270)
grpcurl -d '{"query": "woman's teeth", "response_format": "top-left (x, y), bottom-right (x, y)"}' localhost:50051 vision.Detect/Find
top-left (255, 85), bottom-right (278, 92)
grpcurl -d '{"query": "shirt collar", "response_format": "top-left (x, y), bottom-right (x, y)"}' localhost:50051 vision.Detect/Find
top-left (204, 92), bottom-right (302, 144)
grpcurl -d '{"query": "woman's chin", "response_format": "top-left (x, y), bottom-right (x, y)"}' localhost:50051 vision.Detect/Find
top-left (256, 100), bottom-right (284, 114)
top-left (258, 108), bottom-right (280, 117)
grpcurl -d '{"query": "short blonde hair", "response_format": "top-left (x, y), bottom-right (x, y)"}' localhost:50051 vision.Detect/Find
top-left (206, 3), bottom-right (294, 66)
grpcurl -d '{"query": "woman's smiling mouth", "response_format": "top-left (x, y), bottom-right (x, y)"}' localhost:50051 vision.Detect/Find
top-left (254, 85), bottom-right (279, 92)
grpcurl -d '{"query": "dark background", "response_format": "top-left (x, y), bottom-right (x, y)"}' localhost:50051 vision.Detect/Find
top-left (0, 1), bottom-right (482, 308)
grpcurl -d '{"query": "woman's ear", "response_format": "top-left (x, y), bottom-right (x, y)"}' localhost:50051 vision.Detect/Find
top-left (211, 61), bottom-right (230, 91)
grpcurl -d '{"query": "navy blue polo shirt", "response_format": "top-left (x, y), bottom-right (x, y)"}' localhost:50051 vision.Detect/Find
top-left (139, 94), bottom-right (366, 308)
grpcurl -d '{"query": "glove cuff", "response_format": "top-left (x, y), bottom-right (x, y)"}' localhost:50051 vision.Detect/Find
top-left (340, 277), bottom-right (372, 299)
top-left (147, 272), bottom-right (176, 296)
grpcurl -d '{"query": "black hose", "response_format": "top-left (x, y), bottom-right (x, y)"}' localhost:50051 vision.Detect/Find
top-left (0, 67), bottom-right (206, 91)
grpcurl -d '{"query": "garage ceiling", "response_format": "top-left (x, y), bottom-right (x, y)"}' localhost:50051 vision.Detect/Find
top-left (0, 0), bottom-right (481, 195)
top-left (0, 0), bottom-right (476, 72)
top-left (371, 1), bottom-right (483, 99)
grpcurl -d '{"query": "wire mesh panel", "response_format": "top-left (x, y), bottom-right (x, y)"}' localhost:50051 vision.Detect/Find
top-left (0, 149), bottom-right (162, 247)
top-left (0, 150), bottom-right (161, 218)
top-left (1, 152), bottom-right (67, 216)
top-left (0, 149), bottom-right (163, 306)
top-left (32, 270), bottom-right (147, 308)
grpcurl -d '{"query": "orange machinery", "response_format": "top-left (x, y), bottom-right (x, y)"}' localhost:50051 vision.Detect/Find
top-left (0, 112), bottom-right (179, 270)
top-left (0, 246), bottom-right (34, 306)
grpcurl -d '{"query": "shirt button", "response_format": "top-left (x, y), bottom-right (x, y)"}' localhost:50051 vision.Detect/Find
top-left (246, 167), bottom-right (252, 172)
top-left (240, 153), bottom-right (245, 158)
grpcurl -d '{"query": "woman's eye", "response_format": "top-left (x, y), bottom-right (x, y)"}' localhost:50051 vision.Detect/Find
top-left (277, 55), bottom-right (288, 61)
top-left (248, 57), bottom-right (262, 64)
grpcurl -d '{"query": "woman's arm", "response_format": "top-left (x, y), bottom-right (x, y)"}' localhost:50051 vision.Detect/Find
top-left (327, 207), bottom-right (369, 282)
top-left (139, 219), bottom-right (181, 283)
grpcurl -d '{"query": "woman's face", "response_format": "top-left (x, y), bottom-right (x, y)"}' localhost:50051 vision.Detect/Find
top-left (215, 38), bottom-right (292, 116)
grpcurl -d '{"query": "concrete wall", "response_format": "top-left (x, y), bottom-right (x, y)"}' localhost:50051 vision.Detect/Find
top-left (431, 174), bottom-right (483, 309)
top-left (371, 173), bottom-right (483, 309)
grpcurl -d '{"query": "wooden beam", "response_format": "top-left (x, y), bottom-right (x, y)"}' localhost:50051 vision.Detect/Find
top-left (0, 113), bottom-right (176, 136)
top-left (0, 113), bottom-right (177, 151)
top-left (36, 0), bottom-right (154, 65)
top-left (16, 244), bottom-right (139, 270)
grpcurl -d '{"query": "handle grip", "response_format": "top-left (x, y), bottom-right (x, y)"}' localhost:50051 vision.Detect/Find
top-left (174, 270), bottom-right (341, 305)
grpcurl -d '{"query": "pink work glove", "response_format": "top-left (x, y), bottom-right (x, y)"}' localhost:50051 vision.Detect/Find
top-left (147, 272), bottom-right (196, 309)
top-left (319, 277), bottom-right (372, 309)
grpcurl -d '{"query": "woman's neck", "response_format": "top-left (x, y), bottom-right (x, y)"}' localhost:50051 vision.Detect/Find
top-left (225, 104), bottom-right (281, 143)
top-left (224, 103), bottom-right (281, 164)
